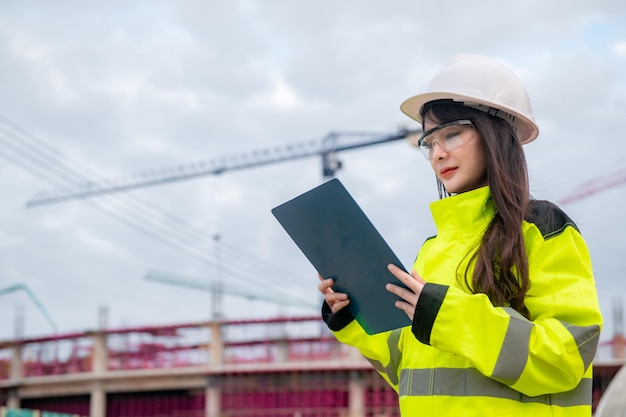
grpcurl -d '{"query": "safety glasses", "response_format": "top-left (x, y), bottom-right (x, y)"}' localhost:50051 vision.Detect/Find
top-left (417, 119), bottom-right (476, 160)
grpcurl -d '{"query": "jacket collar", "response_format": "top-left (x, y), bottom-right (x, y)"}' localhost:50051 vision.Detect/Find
top-left (429, 186), bottom-right (495, 238)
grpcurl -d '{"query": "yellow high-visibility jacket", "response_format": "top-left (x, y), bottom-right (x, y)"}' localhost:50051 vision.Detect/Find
top-left (323, 186), bottom-right (602, 416)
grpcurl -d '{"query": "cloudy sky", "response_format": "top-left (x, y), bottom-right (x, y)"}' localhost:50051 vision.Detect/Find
top-left (0, 1), bottom-right (625, 346)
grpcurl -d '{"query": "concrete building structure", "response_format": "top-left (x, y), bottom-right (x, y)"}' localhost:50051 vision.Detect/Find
top-left (0, 315), bottom-right (622, 416)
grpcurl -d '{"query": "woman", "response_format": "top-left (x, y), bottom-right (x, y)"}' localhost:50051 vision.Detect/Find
top-left (318, 54), bottom-right (602, 416)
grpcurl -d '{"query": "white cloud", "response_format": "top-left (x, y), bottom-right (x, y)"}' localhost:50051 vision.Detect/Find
top-left (270, 78), bottom-right (300, 108)
top-left (614, 40), bottom-right (626, 56)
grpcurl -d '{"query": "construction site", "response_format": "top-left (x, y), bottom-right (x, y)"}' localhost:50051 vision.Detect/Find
top-left (0, 310), bottom-right (624, 416)
top-left (1, 3), bottom-right (625, 416)
top-left (1, 121), bottom-right (626, 416)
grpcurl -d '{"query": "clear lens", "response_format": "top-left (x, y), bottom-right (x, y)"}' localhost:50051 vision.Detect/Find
top-left (417, 120), bottom-right (474, 160)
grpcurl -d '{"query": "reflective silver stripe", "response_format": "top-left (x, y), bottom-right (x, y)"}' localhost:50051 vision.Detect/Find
top-left (492, 307), bottom-right (532, 384)
top-left (560, 321), bottom-right (601, 370)
top-left (364, 328), bottom-right (403, 385)
top-left (399, 368), bottom-right (591, 407)
top-left (491, 309), bottom-right (600, 383)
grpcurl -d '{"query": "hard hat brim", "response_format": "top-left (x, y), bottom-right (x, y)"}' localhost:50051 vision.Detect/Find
top-left (400, 91), bottom-right (539, 145)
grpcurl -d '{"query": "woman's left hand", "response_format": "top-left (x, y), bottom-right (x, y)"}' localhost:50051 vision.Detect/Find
top-left (386, 264), bottom-right (426, 321)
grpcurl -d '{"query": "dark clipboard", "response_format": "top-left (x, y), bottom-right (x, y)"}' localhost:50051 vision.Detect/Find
top-left (271, 178), bottom-right (412, 334)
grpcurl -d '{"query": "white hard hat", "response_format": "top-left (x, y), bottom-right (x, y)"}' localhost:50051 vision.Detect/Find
top-left (400, 54), bottom-right (539, 144)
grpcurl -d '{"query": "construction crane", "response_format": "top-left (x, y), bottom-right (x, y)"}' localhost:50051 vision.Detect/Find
top-left (26, 128), bottom-right (422, 207)
top-left (20, 127), bottom-right (421, 318)
top-left (558, 166), bottom-right (626, 205)
top-left (144, 270), bottom-right (318, 310)
top-left (0, 284), bottom-right (57, 335)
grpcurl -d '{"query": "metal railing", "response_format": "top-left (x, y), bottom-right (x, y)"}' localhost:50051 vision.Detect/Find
top-left (0, 316), bottom-right (351, 380)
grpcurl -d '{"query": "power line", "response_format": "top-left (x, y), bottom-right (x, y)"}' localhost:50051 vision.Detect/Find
top-left (0, 115), bottom-right (313, 306)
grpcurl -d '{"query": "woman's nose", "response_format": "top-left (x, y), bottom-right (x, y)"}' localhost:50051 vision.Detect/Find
top-left (430, 141), bottom-right (447, 160)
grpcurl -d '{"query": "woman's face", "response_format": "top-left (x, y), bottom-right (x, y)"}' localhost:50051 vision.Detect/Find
top-left (423, 113), bottom-right (488, 194)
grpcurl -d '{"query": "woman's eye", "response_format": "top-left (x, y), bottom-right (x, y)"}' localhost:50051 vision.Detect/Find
top-left (444, 131), bottom-right (462, 141)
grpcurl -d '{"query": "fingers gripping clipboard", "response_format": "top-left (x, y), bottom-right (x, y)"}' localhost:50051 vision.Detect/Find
top-left (271, 178), bottom-right (412, 334)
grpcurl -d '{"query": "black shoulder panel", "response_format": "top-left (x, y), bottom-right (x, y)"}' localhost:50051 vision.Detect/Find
top-left (527, 200), bottom-right (580, 239)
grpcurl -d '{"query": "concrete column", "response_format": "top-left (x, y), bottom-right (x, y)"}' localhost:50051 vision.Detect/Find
top-left (90, 382), bottom-right (106, 417)
top-left (206, 376), bottom-right (222, 417)
top-left (209, 323), bottom-right (223, 366)
top-left (6, 388), bottom-right (20, 410)
top-left (276, 339), bottom-right (289, 363)
top-left (91, 332), bottom-right (108, 373)
top-left (10, 344), bottom-right (22, 380)
top-left (6, 344), bottom-right (23, 410)
top-left (348, 370), bottom-right (366, 417)
top-left (90, 332), bottom-right (107, 417)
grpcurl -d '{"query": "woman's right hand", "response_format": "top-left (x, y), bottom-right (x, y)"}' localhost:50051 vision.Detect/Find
top-left (318, 275), bottom-right (350, 313)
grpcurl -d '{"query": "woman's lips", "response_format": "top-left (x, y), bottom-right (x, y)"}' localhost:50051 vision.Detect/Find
top-left (439, 167), bottom-right (457, 179)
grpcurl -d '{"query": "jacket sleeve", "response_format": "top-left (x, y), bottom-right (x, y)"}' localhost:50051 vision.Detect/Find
top-left (322, 301), bottom-right (405, 392)
top-left (412, 221), bottom-right (602, 397)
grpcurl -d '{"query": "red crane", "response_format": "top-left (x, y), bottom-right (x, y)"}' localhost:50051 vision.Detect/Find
top-left (558, 167), bottom-right (626, 205)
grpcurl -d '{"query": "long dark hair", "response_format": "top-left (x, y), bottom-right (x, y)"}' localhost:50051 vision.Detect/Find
top-left (422, 101), bottom-right (531, 318)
